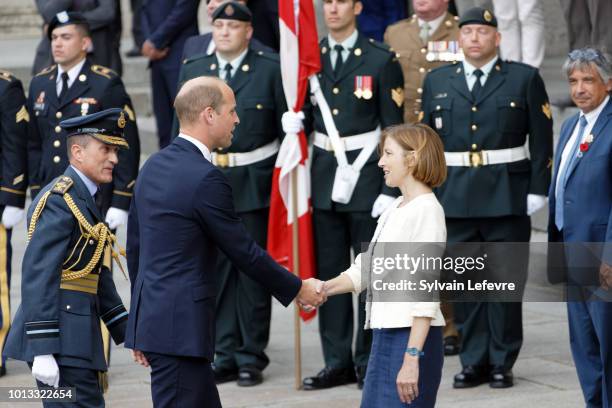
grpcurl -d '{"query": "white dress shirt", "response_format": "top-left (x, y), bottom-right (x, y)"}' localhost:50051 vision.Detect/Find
top-left (216, 48), bottom-right (249, 81)
top-left (56, 58), bottom-right (87, 97)
top-left (555, 95), bottom-right (609, 195)
top-left (70, 165), bottom-right (98, 197)
top-left (342, 193), bottom-right (446, 329)
top-left (178, 133), bottom-right (213, 162)
top-left (462, 56), bottom-right (499, 91)
top-left (328, 29), bottom-right (359, 68)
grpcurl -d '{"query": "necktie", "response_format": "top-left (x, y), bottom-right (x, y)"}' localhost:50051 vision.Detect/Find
top-left (555, 115), bottom-right (588, 230)
top-left (471, 69), bottom-right (484, 100)
top-left (420, 22), bottom-right (430, 43)
top-left (94, 189), bottom-right (103, 212)
top-left (333, 44), bottom-right (344, 77)
top-left (224, 63), bottom-right (233, 82)
top-left (59, 72), bottom-right (69, 101)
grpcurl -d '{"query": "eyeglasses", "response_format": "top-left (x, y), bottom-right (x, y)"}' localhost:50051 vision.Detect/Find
top-left (568, 48), bottom-right (608, 65)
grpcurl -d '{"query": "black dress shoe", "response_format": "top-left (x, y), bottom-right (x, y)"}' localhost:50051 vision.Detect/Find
top-left (0, 366), bottom-right (5, 377)
top-left (125, 47), bottom-right (142, 58)
top-left (302, 367), bottom-right (357, 390)
top-left (212, 365), bottom-right (238, 384)
top-left (490, 367), bottom-right (513, 388)
top-left (355, 366), bottom-right (367, 390)
top-left (237, 366), bottom-right (263, 387)
top-left (444, 336), bottom-right (460, 356)
top-left (453, 366), bottom-right (489, 389)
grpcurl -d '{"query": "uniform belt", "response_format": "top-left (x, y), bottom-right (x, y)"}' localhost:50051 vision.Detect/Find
top-left (60, 274), bottom-right (99, 294)
top-left (313, 129), bottom-right (380, 152)
top-left (212, 140), bottom-right (279, 168)
top-left (444, 145), bottom-right (528, 168)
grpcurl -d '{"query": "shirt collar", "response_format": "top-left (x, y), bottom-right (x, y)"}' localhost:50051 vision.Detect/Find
top-left (462, 55), bottom-right (499, 78)
top-left (178, 133), bottom-right (212, 161)
top-left (328, 29), bottom-right (359, 51)
top-left (70, 165), bottom-right (98, 196)
top-left (582, 95), bottom-right (610, 124)
top-left (216, 47), bottom-right (249, 72)
top-left (418, 12), bottom-right (446, 36)
top-left (57, 58), bottom-right (87, 86)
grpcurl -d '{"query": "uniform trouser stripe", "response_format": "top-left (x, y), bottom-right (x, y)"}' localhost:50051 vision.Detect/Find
top-left (0, 226), bottom-right (10, 367)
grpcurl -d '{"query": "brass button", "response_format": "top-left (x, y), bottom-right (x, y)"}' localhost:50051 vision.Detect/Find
top-left (472, 144), bottom-right (478, 150)
top-left (428, 68), bottom-right (432, 73)
top-left (55, 125), bottom-right (61, 133)
top-left (256, 104), bottom-right (263, 110)
top-left (419, 67), bottom-right (425, 73)
top-left (53, 156), bottom-right (60, 163)
top-left (332, 108), bottom-right (339, 116)
top-left (471, 124), bottom-right (477, 131)
top-left (510, 101), bottom-right (516, 108)
top-left (333, 87), bottom-right (339, 94)
top-left (421, 47), bottom-right (427, 54)
top-left (56, 111), bottom-right (62, 119)
top-left (89, 239), bottom-right (95, 245)
top-left (53, 140), bottom-right (61, 148)
top-left (417, 88), bottom-right (423, 94)
top-left (436, 105), bottom-right (441, 111)
top-left (472, 106), bottom-right (477, 112)
top-left (66, 305), bottom-right (71, 310)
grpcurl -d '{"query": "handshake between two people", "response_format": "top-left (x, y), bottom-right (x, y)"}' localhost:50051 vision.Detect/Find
top-left (295, 274), bottom-right (355, 312)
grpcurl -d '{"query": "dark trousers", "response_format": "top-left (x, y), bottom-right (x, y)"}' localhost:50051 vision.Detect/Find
top-left (214, 209), bottom-right (272, 370)
top-left (560, 0), bottom-right (612, 52)
top-left (144, 352), bottom-right (221, 408)
top-left (313, 209), bottom-right (376, 369)
top-left (0, 227), bottom-right (12, 368)
top-left (35, 365), bottom-right (103, 408)
top-left (447, 215), bottom-right (530, 370)
top-left (130, 0), bottom-right (144, 48)
top-left (568, 293), bottom-right (612, 408)
top-left (151, 62), bottom-right (180, 149)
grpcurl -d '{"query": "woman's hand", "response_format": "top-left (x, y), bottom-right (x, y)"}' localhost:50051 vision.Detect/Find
top-left (396, 355), bottom-right (419, 404)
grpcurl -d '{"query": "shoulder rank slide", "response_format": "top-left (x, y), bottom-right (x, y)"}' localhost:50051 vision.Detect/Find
top-left (52, 176), bottom-right (74, 194)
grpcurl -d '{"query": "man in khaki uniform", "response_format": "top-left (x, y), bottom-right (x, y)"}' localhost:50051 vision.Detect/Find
top-left (384, 0), bottom-right (461, 356)
top-left (385, 0), bottom-right (460, 124)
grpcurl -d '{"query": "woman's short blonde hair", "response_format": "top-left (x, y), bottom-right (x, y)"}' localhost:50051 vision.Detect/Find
top-left (379, 123), bottom-right (447, 188)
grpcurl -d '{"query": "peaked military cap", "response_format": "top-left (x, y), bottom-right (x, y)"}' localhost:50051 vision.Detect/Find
top-left (212, 1), bottom-right (252, 22)
top-left (458, 7), bottom-right (498, 28)
top-left (60, 108), bottom-right (129, 149)
top-left (48, 11), bottom-right (90, 40)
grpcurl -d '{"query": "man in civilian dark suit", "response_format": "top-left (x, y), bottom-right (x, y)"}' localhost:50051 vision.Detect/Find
top-left (181, 0), bottom-right (273, 60)
top-left (126, 76), bottom-right (326, 408)
top-left (140, 0), bottom-right (201, 148)
top-left (247, 0), bottom-right (280, 52)
top-left (548, 47), bottom-right (612, 408)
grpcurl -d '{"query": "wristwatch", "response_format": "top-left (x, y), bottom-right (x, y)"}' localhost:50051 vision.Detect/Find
top-left (405, 347), bottom-right (424, 357)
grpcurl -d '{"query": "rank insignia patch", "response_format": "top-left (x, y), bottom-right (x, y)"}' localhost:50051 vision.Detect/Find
top-left (391, 87), bottom-right (404, 108)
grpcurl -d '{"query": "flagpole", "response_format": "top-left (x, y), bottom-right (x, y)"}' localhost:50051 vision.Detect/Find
top-left (291, 167), bottom-right (302, 390)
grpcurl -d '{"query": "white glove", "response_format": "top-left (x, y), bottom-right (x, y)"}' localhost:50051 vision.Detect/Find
top-left (281, 110), bottom-right (305, 134)
top-left (1, 205), bottom-right (24, 229)
top-left (527, 194), bottom-right (547, 216)
top-left (105, 207), bottom-right (129, 230)
top-left (371, 194), bottom-right (396, 218)
top-left (32, 354), bottom-right (60, 388)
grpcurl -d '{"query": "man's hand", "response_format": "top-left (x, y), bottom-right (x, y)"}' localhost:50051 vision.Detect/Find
top-left (600, 262), bottom-right (612, 290)
top-left (141, 39), bottom-right (169, 61)
top-left (105, 207), bottom-right (129, 230)
top-left (1, 205), bottom-right (24, 229)
top-left (527, 194), bottom-right (547, 216)
top-left (281, 110), bottom-right (305, 134)
top-left (296, 278), bottom-right (327, 311)
top-left (371, 194), bottom-right (396, 218)
top-left (32, 354), bottom-right (60, 388)
top-left (131, 349), bottom-right (150, 367)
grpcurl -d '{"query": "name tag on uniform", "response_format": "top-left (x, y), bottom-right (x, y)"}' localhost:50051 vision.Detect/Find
top-left (435, 117), bottom-right (443, 129)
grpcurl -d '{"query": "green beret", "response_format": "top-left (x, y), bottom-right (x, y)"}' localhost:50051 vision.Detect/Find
top-left (212, 2), bottom-right (252, 22)
top-left (458, 7), bottom-right (498, 28)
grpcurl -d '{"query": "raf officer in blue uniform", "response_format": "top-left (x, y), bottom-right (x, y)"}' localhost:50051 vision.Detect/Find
top-left (28, 11), bottom-right (140, 232)
top-left (421, 7), bottom-right (553, 388)
top-left (3, 108), bottom-right (131, 407)
top-left (0, 69), bottom-right (29, 377)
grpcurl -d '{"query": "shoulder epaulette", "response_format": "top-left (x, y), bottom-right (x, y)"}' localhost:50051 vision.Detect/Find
top-left (91, 64), bottom-right (117, 79)
top-left (0, 70), bottom-right (15, 82)
top-left (367, 38), bottom-right (392, 53)
top-left (51, 176), bottom-right (74, 194)
top-left (255, 51), bottom-right (280, 63)
top-left (36, 65), bottom-right (56, 77)
top-left (183, 53), bottom-right (211, 65)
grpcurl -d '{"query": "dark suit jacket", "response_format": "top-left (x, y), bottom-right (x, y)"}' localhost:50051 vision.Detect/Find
top-left (548, 98), bottom-right (612, 281)
top-left (140, 0), bottom-right (200, 69)
top-left (357, 0), bottom-right (408, 42)
top-left (4, 166), bottom-right (128, 370)
top-left (125, 138), bottom-right (302, 360)
top-left (181, 32), bottom-right (274, 60)
top-left (422, 59), bottom-right (553, 218)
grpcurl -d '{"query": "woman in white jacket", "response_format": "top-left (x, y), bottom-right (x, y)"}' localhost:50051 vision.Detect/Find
top-left (321, 123), bottom-right (447, 407)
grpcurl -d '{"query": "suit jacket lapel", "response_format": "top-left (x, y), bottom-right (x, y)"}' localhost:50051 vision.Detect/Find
top-left (59, 60), bottom-right (92, 110)
top-left (476, 60), bottom-right (505, 104)
top-left (334, 34), bottom-right (367, 83)
top-left (229, 50), bottom-right (253, 94)
top-left (319, 38), bottom-right (334, 82)
top-left (43, 66), bottom-right (60, 110)
top-left (449, 65), bottom-right (473, 103)
top-left (552, 114), bottom-right (579, 191)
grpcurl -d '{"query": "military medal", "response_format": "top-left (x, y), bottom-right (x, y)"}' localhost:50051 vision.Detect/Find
top-left (361, 76), bottom-right (373, 100)
top-left (81, 102), bottom-right (89, 116)
top-left (354, 76), bottom-right (363, 99)
top-left (426, 41), bottom-right (436, 62)
top-left (435, 117), bottom-right (443, 129)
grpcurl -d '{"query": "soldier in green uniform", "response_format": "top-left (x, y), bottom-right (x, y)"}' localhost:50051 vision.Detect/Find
top-left (174, 2), bottom-right (287, 387)
top-left (284, 0), bottom-right (404, 390)
top-left (420, 7), bottom-right (553, 388)
top-left (0, 70), bottom-right (29, 377)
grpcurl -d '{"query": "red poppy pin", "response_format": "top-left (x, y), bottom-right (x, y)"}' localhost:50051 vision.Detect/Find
top-left (578, 133), bottom-right (594, 157)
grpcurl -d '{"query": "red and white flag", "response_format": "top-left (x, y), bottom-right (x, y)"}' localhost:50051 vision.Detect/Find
top-left (268, 0), bottom-right (320, 321)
